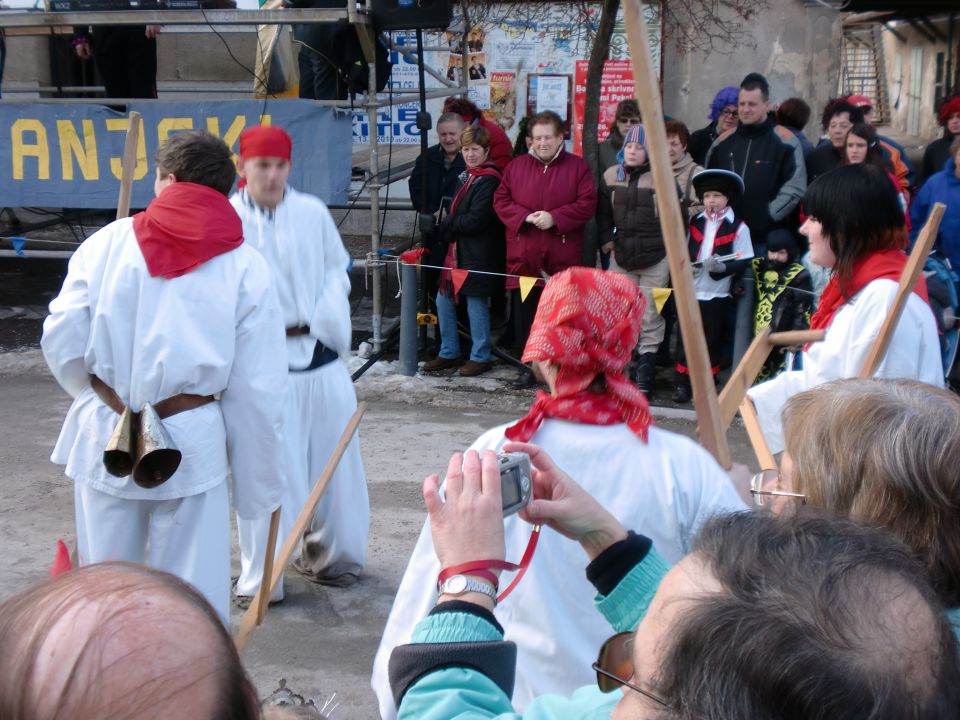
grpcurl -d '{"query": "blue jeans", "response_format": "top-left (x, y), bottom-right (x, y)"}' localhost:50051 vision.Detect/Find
top-left (436, 292), bottom-right (491, 362)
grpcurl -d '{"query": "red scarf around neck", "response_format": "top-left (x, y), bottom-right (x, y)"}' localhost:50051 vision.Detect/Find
top-left (449, 161), bottom-right (501, 215)
top-left (808, 249), bottom-right (928, 344)
top-left (132, 182), bottom-right (243, 279)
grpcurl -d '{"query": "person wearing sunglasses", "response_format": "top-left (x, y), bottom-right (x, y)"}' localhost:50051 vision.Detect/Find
top-left (388, 446), bottom-right (960, 720)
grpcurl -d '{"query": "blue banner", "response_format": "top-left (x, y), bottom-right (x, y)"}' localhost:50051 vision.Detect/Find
top-left (0, 100), bottom-right (352, 209)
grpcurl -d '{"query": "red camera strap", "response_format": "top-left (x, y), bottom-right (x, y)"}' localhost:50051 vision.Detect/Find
top-left (437, 524), bottom-right (542, 603)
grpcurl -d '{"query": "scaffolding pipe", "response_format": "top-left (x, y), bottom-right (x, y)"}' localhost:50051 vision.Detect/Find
top-left (398, 261), bottom-right (418, 376)
top-left (367, 61), bottom-right (383, 352)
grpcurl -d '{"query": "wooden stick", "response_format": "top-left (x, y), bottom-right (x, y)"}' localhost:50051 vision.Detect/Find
top-left (255, 507), bottom-right (281, 626)
top-left (622, 0), bottom-right (731, 469)
top-left (718, 328), bottom-right (771, 428)
top-left (740, 396), bottom-right (777, 470)
top-left (768, 329), bottom-right (825, 346)
top-left (116, 111), bottom-right (142, 220)
top-left (234, 402), bottom-right (367, 651)
top-left (859, 203), bottom-right (945, 378)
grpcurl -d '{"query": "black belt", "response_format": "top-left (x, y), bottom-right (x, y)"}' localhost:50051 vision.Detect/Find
top-left (291, 340), bottom-right (339, 372)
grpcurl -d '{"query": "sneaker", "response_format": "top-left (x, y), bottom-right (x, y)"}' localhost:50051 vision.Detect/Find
top-left (459, 360), bottom-right (492, 376)
top-left (422, 356), bottom-right (461, 372)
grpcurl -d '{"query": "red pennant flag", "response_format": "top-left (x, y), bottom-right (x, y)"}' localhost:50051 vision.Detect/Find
top-left (50, 539), bottom-right (73, 578)
top-left (451, 268), bottom-right (469, 295)
top-left (400, 247), bottom-right (428, 264)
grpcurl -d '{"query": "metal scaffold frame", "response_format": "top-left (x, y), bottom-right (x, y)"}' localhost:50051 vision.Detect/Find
top-left (0, 4), bottom-right (467, 352)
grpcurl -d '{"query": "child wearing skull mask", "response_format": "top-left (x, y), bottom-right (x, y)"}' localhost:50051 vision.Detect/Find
top-left (750, 228), bottom-right (813, 381)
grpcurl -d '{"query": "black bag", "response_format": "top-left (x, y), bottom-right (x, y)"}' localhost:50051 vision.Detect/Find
top-left (338, 20), bottom-right (392, 96)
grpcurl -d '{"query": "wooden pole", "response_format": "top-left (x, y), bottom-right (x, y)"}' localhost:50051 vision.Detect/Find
top-left (255, 507), bottom-right (281, 625)
top-left (116, 111), bottom-right (142, 220)
top-left (859, 203), bottom-right (945, 377)
top-left (234, 402), bottom-right (367, 651)
top-left (739, 396), bottom-right (777, 469)
top-left (717, 328), bottom-right (770, 428)
top-left (622, 0), bottom-right (731, 468)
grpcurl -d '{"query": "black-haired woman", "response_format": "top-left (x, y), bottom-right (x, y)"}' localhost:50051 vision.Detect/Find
top-left (748, 163), bottom-right (943, 451)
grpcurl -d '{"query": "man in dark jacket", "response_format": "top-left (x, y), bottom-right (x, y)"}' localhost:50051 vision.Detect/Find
top-left (705, 73), bottom-right (806, 252)
top-left (410, 113), bottom-right (467, 306)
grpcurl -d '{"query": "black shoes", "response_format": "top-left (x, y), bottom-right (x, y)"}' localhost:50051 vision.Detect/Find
top-left (672, 373), bottom-right (692, 404)
top-left (511, 368), bottom-right (536, 389)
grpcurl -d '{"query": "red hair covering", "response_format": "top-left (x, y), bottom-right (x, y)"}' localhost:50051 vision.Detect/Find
top-left (505, 268), bottom-right (652, 443)
top-left (939, 97), bottom-right (960, 126)
top-left (238, 126), bottom-right (292, 161)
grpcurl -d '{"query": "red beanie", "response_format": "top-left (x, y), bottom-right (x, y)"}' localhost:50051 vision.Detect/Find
top-left (239, 126), bottom-right (292, 161)
top-left (939, 97), bottom-right (960, 126)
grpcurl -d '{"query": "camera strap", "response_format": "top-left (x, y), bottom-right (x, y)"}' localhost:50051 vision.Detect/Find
top-left (437, 524), bottom-right (542, 603)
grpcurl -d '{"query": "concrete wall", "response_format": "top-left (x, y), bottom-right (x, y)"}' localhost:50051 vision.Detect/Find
top-left (879, 16), bottom-right (957, 142)
top-left (661, 0), bottom-right (841, 138)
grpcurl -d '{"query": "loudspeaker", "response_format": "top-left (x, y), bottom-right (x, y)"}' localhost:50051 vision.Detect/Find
top-left (370, 0), bottom-right (452, 31)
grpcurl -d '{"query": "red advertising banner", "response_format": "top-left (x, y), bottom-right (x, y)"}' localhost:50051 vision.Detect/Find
top-left (572, 60), bottom-right (635, 156)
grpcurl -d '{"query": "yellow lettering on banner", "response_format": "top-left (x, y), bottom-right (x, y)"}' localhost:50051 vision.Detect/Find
top-left (106, 117), bottom-right (149, 181)
top-left (518, 276), bottom-right (538, 302)
top-left (157, 117), bottom-right (194, 145)
top-left (11, 119), bottom-right (50, 180)
top-left (56, 119), bottom-right (99, 180)
top-left (652, 287), bottom-right (672, 315)
top-left (207, 116), bottom-right (246, 165)
top-left (258, 114), bottom-right (272, 127)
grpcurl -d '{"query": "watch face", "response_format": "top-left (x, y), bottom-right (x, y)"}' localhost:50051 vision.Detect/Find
top-left (445, 575), bottom-right (468, 594)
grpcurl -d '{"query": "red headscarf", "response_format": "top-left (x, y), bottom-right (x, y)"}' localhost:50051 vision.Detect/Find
top-left (505, 268), bottom-right (652, 442)
top-left (808, 249), bottom-right (928, 342)
top-left (238, 125), bottom-right (292, 161)
top-left (133, 182), bottom-right (243, 279)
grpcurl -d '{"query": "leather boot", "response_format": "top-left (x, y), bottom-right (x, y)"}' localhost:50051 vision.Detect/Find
top-left (672, 371), bottom-right (691, 404)
top-left (633, 352), bottom-right (657, 400)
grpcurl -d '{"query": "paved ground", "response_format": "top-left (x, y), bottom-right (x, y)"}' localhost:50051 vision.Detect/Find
top-left (0, 363), bottom-right (754, 718)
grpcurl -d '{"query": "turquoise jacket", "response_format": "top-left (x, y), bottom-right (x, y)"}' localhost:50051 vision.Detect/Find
top-left (395, 549), bottom-right (670, 720)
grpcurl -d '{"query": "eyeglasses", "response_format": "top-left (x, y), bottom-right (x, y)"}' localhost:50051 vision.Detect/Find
top-left (593, 632), bottom-right (671, 708)
top-left (750, 468), bottom-right (806, 508)
top-left (719, 109), bottom-right (738, 118)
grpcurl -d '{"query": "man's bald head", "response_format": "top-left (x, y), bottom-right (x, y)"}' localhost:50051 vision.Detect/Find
top-left (0, 563), bottom-right (259, 720)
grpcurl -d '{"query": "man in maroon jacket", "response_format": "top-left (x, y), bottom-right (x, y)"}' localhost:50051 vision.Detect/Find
top-left (494, 110), bottom-right (597, 387)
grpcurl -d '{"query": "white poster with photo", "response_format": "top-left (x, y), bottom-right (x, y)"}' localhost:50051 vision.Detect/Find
top-left (535, 75), bottom-right (569, 118)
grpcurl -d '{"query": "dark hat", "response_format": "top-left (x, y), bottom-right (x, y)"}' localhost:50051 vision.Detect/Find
top-left (765, 228), bottom-right (798, 255)
top-left (691, 169), bottom-right (744, 202)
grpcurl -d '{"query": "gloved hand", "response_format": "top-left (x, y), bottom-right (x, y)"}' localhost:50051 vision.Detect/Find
top-left (702, 254), bottom-right (726, 274)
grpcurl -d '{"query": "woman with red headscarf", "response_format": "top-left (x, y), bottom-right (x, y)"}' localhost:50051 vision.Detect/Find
top-left (371, 267), bottom-right (744, 720)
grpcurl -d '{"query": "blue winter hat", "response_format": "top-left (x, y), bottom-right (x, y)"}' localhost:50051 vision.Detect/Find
top-left (709, 86), bottom-right (740, 121)
top-left (616, 124), bottom-right (646, 164)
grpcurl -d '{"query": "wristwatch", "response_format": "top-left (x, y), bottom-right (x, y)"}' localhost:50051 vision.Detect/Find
top-left (438, 574), bottom-right (497, 603)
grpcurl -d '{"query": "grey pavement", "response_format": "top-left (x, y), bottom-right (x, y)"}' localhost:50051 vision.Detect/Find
top-left (0, 368), bottom-right (754, 718)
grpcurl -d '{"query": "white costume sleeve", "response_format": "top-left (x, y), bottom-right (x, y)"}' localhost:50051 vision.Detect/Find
top-left (309, 205), bottom-right (353, 354)
top-left (42, 241), bottom-right (93, 398)
top-left (734, 221), bottom-right (754, 261)
top-left (221, 253), bottom-right (289, 519)
top-left (748, 279), bottom-right (943, 453)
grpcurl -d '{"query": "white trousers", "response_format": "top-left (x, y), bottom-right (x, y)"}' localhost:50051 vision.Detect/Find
top-left (74, 480), bottom-right (231, 623)
top-left (236, 359), bottom-right (369, 598)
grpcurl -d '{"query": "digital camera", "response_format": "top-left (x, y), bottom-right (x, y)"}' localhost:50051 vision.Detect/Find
top-left (499, 452), bottom-right (533, 517)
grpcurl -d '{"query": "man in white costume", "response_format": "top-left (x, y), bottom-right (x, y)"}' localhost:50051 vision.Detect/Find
top-left (41, 131), bottom-right (288, 623)
top-left (231, 125), bottom-right (368, 602)
top-left (371, 267), bottom-right (745, 718)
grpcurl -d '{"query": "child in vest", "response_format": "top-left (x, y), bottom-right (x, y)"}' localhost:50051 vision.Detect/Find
top-left (750, 228), bottom-right (813, 382)
top-left (673, 169), bottom-right (754, 403)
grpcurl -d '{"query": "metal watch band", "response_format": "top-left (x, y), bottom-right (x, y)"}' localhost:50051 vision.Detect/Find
top-left (439, 574), bottom-right (497, 602)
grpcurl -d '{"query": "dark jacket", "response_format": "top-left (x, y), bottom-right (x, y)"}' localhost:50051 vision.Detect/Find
top-left (921, 131), bottom-right (956, 189)
top-left (439, 167), bottom-right (505, 298)
top-left (688, 121), bottom-right (720, 166)
top-left (805, 142), bottom-right (843, 185)
top-left (598, 125), bottom-right (625, 176)
top-left (910, 156), bottom-right (960, 269)
top-left (493, 148), bottom-right (597, 289)
top-left (409, 144), bottom-right (465, 217)
top-left (705, 117), bottom-right (806, 246)
top-left (597, 164), bottom-right (685, 271)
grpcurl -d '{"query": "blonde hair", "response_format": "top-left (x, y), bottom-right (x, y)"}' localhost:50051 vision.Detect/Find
top-left (782, 378), bottom-right (960, 606)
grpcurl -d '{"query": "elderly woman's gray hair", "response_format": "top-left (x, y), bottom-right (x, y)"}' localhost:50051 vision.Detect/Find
top-left (782, 377), bottom-right (960, 608)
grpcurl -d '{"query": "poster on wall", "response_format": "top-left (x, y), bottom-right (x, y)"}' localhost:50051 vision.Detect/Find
top-left (351, 2), bottom-right (660, 147)
top-left (572, 60), bottom-right (635, 156)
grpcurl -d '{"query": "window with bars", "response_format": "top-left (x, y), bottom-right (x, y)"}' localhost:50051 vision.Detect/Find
top-left (840, 27), bottom-right (888, 124)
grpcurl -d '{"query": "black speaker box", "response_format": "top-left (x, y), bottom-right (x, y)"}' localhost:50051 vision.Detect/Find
top-left (370, 0), bottom-right (452, 31)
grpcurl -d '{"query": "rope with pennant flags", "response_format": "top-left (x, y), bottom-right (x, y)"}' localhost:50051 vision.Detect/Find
top-left (385, 251), bottom-right (674, 315)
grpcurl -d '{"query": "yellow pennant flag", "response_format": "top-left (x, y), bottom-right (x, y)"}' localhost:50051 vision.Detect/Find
top-left (652, 288), bottom-right (672, 315)
top-left (518, 276), bottom-right (538, 302)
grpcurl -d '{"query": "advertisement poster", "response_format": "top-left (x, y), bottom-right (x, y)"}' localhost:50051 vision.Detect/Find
top-left (572, 60), bottom-right (635, 156)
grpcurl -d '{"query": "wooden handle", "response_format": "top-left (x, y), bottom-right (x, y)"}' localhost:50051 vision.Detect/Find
top-left (718, 328), bottom-right (771, 428)
top-left (622, 0), bottom-right (730, 469)
top-left (234, 402), bottom-right (367, 651)
top-left (768, 329), bottom-right (825, 346)
top-left (255, 507), bottom-right (281, 626)
top-left (116, 111), bottom-right (142, 220)
top-left (859, 203), bottom-right (945, 378)
top-left (739, 396), bottom-right (777, 470)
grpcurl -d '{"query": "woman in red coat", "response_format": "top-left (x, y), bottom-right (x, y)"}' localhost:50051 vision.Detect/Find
top-left (493, 110), bottom-right (598, 387)
top-left (444, 97), bottom-right (514, 171)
